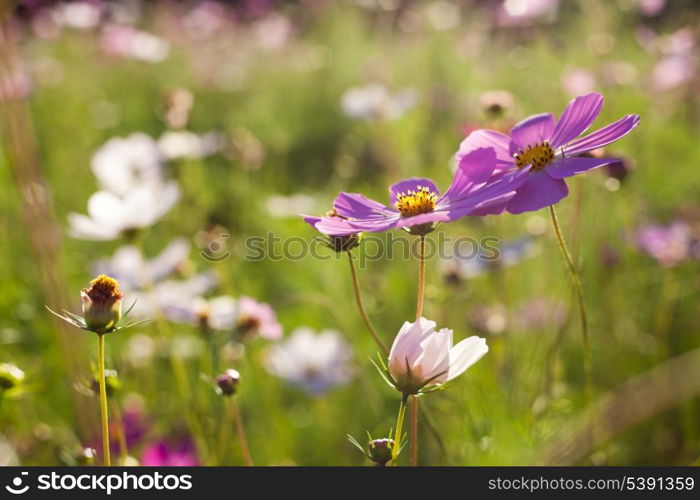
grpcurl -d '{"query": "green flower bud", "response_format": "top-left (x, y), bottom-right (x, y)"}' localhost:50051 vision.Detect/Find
top-left (0, 363), bottom-right (24, 390)
top-left (77, 447), bottom-right (96, 466)
top-left (81, 275), bottom-right (123, 334)
top-left (368, 438), bottom-right (394, 466)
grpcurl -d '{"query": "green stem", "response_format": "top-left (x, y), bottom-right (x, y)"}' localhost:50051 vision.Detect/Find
top-left (97, 334), bottom-right (111, 466)
top-left (416, 235), bottom-right (426, 320)
top-left (347, 252), bottom-right (388, 355)
top-left (548, 206), bottom-right (592, 417)
top-left (392, 394), bottom-right (409, 463)
top-left (409, 235), bottom-right (427, 466)
top-left (410, 396), bottom-right (418, 466)
top-left (228, 398), bottom-right (254, 466)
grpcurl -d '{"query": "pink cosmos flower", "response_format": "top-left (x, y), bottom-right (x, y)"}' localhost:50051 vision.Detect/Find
top-left (234, 296), bottom-right (283, 340)
top-left (457, 92), bottom-right (640, 214)
top-left (387, 317), bottom-right (488, 395)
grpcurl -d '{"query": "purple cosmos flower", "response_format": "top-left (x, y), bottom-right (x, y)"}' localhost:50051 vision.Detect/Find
top-left (635, 220), bottom-right (691, 268)
top-left (304, 148), bottom-right (527, 236)
top-left (457, 93), bottom-right (640, 214)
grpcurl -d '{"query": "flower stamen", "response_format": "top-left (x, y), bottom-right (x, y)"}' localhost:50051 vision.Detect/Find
top-left (513, 141), bottom-right (555, 171)
top-left (394, 186), bottom-right (438, 217)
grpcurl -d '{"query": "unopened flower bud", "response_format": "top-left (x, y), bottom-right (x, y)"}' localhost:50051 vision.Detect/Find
top-left (77, 447), bottom-right (96, 466)
top-left (368, 438), bottom-right (394, 466)
top-left (0, 363), bottom-right (24, 390)
top-left (81, 275), bottom-right (123, 334)
top-left (216, 369), bottom-right (240, 396)
top-left (91, 369), bottom-right (121, 398)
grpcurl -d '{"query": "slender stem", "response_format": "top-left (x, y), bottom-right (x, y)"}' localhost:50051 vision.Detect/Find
top-left (97, 334), bottom-right (111, 466)
top-left (111, 401), bottom-right (128, 465)
top-left (416, 235), bottom-right (426, 320)
top-left (410, 396), bottom-right (419, 466)
top-left (548, 206), bottom-right (592, 414)
top-left (228, 398), bottom-right (253, 466)
top-left (216, 403), bottom-right (232, 463)
top-left (409, 234), bottom-right (428, 466)
top-left (347, 252), bottom-right (388, 355)
top-left (392, 394), bottom-right (409, 463)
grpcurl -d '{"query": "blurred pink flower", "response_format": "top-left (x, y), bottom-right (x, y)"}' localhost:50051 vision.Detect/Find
top-left (101, 24), bottom-right (170, 63)
top-left (142, 438), bottom-right (198, 467)
top-left (235, 296), bottom-right (283, 340)
top-left (561, 68), bottom-right (597, 97)
top-left (636, 220), bottom-right (691, 267)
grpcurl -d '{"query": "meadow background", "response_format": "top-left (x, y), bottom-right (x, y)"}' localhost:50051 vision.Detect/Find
top-left (0, 0), bottom-right (699, 466)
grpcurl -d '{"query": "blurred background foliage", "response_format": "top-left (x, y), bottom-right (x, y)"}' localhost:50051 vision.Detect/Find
top-left (0, 0), bottom-right (699, 466)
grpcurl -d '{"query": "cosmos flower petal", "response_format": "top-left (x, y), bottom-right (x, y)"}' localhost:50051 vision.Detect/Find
top-left (445, 336), bottom-right (488, 382)
top-left (550, 92), bottom-right (604, 148)
top-left (546, 157), bottom-right (617, 179)
top-left (456, 129), bottom-right (513, 171)
top-left (333, 192), bottom-right (395, 220)
top-left (67, 213), bottom-right (122, 241)
top-left (507, 171), bottom-right (569, 214)
top-left (563, 114), bottom-right (640, 156)
top-left (389, 178), bottom-right (440, 205)
top-left (441, 148), bottom-right (497, 203)
top-left (421, 328), bottom-right (453, 381)
top-left (509, 112), bottom-right (555, 152)
top-left (87, 190), bottom-right (126, 225)
top-left (441, 168), bottom-right (528, 218)
top-left (311, 214), bottom-right (398, 236)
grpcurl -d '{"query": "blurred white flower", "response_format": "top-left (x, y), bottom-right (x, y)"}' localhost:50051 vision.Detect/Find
top-left (124, 333), bottom-right (157, 368)
top-left (101, 24), bottom-right (170, 63)
top-left (68, 183), bottom-right (180, 240)
top-left (94, 238), bottom-right (190, 290)
top-left (265, 194), bottom-right (316, 218)
top-left (127, 271), bottom-right (219, 319)
top-left (497, 0), bottom-right (559, 26)
top-left (52, 1), bottom-right (103, 30)
top-left (265, 328), bottom-right (353, 395)
top-left (91, 133), bottom-right (165, 196)
top-left (157, 131), bottom-right (224, 160)
top-left (164, 295), bottom-right (238, 332)
top-left (341, 83), bottom-right (418, 121)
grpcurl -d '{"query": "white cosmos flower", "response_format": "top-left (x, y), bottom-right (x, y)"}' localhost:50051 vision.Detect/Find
top-left (68, 183), bottom-right (180, 240)
top-left (163, 295), bottom-right (238, 332)
top-left (157, 130), bottom-right (224, 160)
top-left (388, 317), bottom-right (488, 395)
top-left (94, 238), bottom-right (190, 290)
top-left (127, 271), bottom-right (219, 319)
top-left (91, 133), bottom-right (165, 196)
top-left (341, 83), bottom-right (418, 121)
top-left (265, 328), bottom-right (353, 395)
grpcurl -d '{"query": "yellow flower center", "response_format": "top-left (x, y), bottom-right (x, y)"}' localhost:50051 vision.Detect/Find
top-left (84, 275), bottom-right (123, 304)
top-left (513, 141), bottom-right (555, 171)
top-left (394, 186), bottom-right (438, 217)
